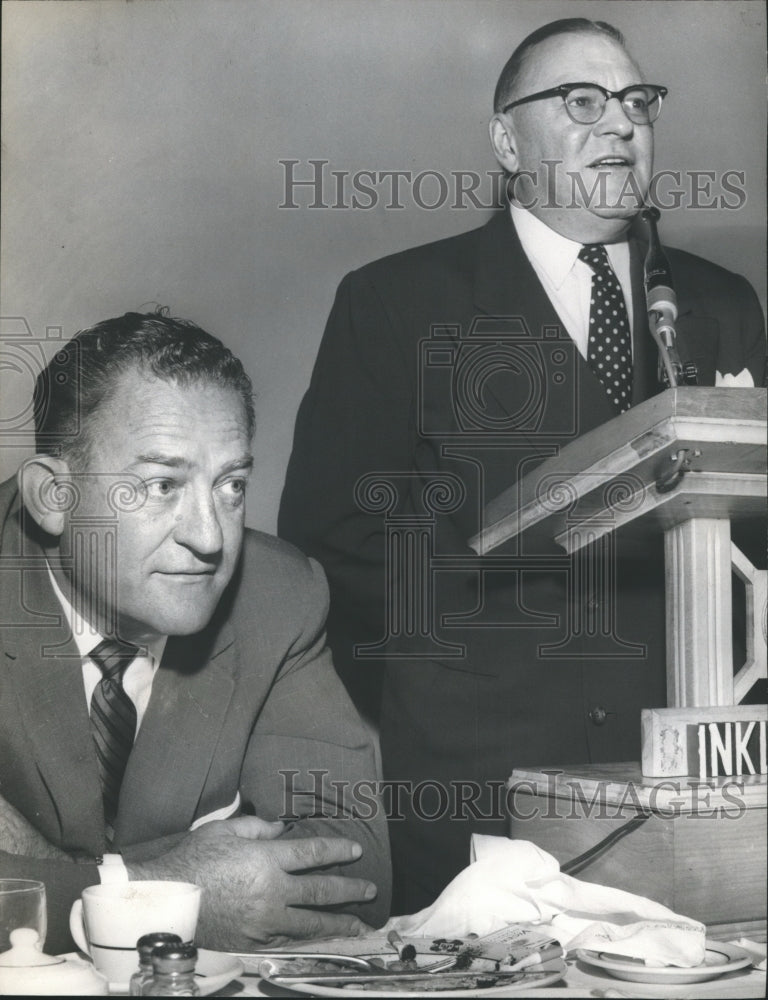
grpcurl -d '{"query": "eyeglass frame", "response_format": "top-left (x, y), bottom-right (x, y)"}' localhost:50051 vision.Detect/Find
top-left (500, 82), bottom-right (668, 125)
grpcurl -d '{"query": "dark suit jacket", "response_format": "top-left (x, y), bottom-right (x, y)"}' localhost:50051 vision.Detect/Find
top-left (0, 478), bottom-right (391, 952)
top-left (279, 211), bottom-right (766, 912)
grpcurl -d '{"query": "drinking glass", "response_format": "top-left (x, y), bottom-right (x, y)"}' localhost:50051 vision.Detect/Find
top-left (0, 879), bottom-right (47, 953)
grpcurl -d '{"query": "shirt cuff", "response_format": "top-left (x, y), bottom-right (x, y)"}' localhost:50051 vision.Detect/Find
top-left (97, 853), bottom-right (129, 884)
top-left (189, 791), bottom-right (241, 831)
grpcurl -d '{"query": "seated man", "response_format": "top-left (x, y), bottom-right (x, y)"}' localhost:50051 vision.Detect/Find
top-left (0, 310), bottom-right (390, 953)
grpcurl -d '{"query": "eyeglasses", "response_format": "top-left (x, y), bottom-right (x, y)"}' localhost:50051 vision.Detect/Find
top-left (501, 83), bottom-right (668, 125)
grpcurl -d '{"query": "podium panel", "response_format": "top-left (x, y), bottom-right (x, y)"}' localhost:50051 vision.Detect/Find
top-left (476, 389), bottom-right (767, 932)
top-left (471, 388), bottom-right (767, 711)
top-left (508, 762), bottom-right (767, 936)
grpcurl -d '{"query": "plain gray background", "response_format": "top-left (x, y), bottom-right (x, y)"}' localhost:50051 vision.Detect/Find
top-left (2, 0), bottom-right (765, 532)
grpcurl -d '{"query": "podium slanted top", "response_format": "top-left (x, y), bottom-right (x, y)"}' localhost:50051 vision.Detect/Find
top-left (469, 387), bottom-right (766, 555)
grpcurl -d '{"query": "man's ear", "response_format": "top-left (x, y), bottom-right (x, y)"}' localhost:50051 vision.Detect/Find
top-left (489, 114), bottom-right (520, 174)
top-left (17, 456), bottom-right (72, 537)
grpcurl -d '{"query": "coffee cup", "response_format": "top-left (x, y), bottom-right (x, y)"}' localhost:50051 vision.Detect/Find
top-left (69, 881), bottom-right (201, 987)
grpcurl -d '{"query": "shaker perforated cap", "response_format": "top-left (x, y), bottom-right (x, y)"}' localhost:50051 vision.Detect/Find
top-left (137, 932), bottom-right (183, 960)
top-left (151, 942), bottom-right (198, 974)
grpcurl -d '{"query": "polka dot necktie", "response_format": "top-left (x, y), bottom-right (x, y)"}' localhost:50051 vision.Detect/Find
top-left (578, 243), bottom-right (633, 413)
top-left (89, 638), bottom-right (139, 838)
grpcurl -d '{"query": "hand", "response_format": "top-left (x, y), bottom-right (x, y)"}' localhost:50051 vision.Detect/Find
top-left (127, 816), bottom-right (377, 949)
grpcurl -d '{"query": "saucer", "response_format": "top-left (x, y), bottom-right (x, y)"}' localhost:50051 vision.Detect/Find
top-left (109, 948), bottom-right (243, 995)
top-left (576, 941), bottom-right (752, 985)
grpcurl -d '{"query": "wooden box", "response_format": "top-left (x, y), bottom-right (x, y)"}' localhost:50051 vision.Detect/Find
top-left (507, 762), bottom-right (767, 938)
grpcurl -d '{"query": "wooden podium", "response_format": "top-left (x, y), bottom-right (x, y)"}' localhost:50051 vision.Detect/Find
top-left (469, 387), bottom-right (767, 934)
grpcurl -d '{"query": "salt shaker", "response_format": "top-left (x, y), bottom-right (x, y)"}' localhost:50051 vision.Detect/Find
top-left (129, 932), bottom-right (183, 995)
top-left (147, 942), bottom-right (200, 996)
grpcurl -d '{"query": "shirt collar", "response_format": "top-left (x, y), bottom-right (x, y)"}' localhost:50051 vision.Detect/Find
top-left (510, 202), bottom-right (630, 288)
top-left (46, 561), bottom-right (167, 664)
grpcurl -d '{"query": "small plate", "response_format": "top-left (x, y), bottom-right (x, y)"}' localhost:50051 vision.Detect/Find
top-left (576, 940), bottom-right (752, 985)
top-left (109, 948), bottom-right (244, 995)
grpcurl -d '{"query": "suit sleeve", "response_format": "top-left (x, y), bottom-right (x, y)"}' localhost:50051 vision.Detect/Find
top-left (278, 269), bottom-right (415, 650)
top-left (720, 273), bottom-right (766, 386)
top-left (238, 556), bottom-right (392, 927)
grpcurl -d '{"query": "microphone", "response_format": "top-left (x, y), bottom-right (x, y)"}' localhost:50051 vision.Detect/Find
top-left (641, 207), bottom-right (696, 387)
top-left (642, 206), bottom-right (677, 326)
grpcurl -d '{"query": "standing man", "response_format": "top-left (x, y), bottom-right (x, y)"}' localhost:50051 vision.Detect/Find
top-left (0, 310), bottom-right (390, 952)
top-left (279, 18), bottom-right (765, 913)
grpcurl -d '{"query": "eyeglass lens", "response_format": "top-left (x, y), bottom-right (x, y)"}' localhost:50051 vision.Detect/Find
top-left (565, 86), bottom-right (661, 124)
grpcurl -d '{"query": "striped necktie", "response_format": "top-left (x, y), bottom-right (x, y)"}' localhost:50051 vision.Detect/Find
top-left (578, 243), bottom-right (633, 414)
top-left (89, 638), bottom-right (139, 837)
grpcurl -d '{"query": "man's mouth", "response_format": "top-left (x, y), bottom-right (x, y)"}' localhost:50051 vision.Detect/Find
top-left (588, 156), bottom-right (634, 168)
top-left (158, 569), bottom-right (216, 578)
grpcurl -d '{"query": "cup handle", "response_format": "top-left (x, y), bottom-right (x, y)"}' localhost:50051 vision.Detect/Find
top-left (68, 898), bottom-right (90, 956)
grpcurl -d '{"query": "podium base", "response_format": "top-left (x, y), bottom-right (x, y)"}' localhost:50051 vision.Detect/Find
top-left (507, 762), bottom-right (766, 932)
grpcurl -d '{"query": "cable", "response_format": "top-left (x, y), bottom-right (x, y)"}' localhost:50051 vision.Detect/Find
top-left (560, 812), bottom-right (652, 876)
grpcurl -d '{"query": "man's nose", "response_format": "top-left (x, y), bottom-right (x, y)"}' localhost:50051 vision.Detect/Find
top-left (595, 97), bottom-right (634, 136)
top-left (173, 489), bottom-right (223, 555)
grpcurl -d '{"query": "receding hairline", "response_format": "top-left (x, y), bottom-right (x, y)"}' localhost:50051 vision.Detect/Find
top-left (33, 309), bottom-right (256, 467)
top-left (58, 361), bottom-right (254, 469)
top-left (494, 21), bottom-right (640, 112)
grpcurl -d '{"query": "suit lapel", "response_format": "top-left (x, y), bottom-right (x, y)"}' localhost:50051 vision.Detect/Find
top-left (468, 212), bottom-right (619, 437)
top-left (114, 622), bottom-right (237, 844)
top-left (472, 211), bottom-right (561, 321)
top-left (1, 502), bottom-right (105, 852)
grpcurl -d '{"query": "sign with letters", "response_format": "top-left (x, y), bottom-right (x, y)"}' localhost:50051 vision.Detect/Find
top-left (642, 706), bottom-right (768, 778)
top-left (697, 719), bottom-right (767, 778)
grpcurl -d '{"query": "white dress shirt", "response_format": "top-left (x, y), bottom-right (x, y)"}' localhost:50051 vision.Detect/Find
top-left (46, 563), bottom-right (164, 730)
top-left (510, 202), bottom-right (634, 360)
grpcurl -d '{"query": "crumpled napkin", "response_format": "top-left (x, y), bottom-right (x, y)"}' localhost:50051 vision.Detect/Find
top-left (385, 835), bottom-right (706, 968)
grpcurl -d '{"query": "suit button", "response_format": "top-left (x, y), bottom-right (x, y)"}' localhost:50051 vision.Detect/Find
top-left (587, 597), bottom-right (600, 609)
top-left (588, 705), bottom-right (608, 726)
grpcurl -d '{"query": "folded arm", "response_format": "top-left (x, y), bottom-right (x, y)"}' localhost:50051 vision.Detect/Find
top-left (1, 788), bottom-right (381, 953)
top-left (234, 554), bottom-right (392, 934)
top-left (126, 556), bottom-right (393, 950)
